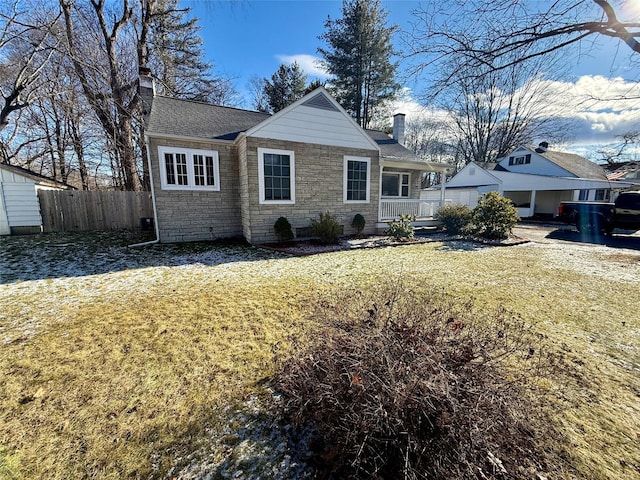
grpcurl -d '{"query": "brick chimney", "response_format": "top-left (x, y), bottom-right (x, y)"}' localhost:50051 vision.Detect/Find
top-left (393, 113), bottom-right (406, 146)
top-left (138, 66), bottom-right (155, 116)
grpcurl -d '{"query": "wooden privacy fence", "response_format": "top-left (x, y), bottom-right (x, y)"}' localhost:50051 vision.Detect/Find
top-left (38, 190), bottom-right (153, 233)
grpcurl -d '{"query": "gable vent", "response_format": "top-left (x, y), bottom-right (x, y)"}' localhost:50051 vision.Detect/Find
top-left (302, 93), bottom-right (339, 112)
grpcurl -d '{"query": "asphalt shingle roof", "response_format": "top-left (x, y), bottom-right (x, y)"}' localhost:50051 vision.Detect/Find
top-left (365, 129), bottom-right (420, 160)
top-left (148, 96), bottom-right (426, 164)
top-left (146, 96), bottom-right (270, 140)
top-left (537, 150), bottom-right (608, 180)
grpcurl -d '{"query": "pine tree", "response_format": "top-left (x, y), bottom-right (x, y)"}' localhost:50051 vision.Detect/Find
top-left (305, 79), bottom-right (326, 95)
top-left (318, 0), bottom-right (399, 128)
top-left (262, 62), bottom-right (308, 113)
top-left (147, 0), bottom-right (236, 105)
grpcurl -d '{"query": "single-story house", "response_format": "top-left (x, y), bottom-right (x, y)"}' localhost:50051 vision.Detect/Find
top-left (0, 163), bottom-right (74, 235)
top-left (141, 71), bottom-right (449, 244)
top-left (421, 144), bottom-right (635, 219)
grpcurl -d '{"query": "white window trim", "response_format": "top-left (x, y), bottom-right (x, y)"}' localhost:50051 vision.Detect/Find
top-left (343, 156), bottom-right (371, 204)
top-left (381, 171), bottom-right (411, 198)
top-left (158, 146), bottom-right (220, 191)
top-left (258, 147), bottom-right (296, 205)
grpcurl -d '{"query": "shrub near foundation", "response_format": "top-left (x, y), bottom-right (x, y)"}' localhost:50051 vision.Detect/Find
top-left (274, 216), bottom-right (294, 242)
top-left (385, 214), bottom-right (416, 240)
top-left (471, 191), bottom-right (519, 239)
top-left (435, 203), bottom-right (473, 235)
top-left (275, 289), bottom-right (567, 480)
top-left (351, 213), bottom-right (366, 235)
top-left (310, 212), bottom-right (342, 244)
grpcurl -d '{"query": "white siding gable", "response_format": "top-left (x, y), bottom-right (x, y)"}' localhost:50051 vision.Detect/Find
top-left (447, 162), bottom-right (501, 188)
top-left (246, 88), bottom-right (380, 151)
top-left (498, 147), bottom-right (574, 177)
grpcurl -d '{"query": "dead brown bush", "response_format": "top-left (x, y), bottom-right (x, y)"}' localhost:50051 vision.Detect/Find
top-left (274, 286), bottom-right (572, 479)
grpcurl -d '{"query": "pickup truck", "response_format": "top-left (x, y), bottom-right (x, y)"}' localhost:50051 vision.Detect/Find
top-left (556, 191), bottom-right (640, 234)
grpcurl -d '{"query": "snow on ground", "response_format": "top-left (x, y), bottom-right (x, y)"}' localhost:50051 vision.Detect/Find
top-left (1, 228), bottom-right (639, 478)
top-left (2, 229), bottom-right (639, 346)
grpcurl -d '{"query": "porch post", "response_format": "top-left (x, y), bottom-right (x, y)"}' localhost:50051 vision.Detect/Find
top-left (529, 190), bottom-right (537, 217)
top-left (440, 172), bottom-right (446, 206)
top-left (378, 164), bottom-right (384, 221)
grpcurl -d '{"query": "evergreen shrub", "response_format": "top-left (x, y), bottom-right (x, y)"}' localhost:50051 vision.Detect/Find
top-left (351, 213), bottom-right (366, 235)
top-left (273, 216), bottom-right (294, 242)
top-left (435, 203), bottom-right (473, 235)
top-left (471, 191), bottom-right (519, 240)
top-left (310, 212), bottom-right (342, 244)
top-left (386, 214), bottom-right (415, 240)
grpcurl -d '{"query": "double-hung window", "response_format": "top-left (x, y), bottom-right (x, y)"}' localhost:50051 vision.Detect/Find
top-left (159, 147), bottom-right (220, 191)
top-left (258, 148), bottom-right (295, 204)
top-left (344, 156), bottom-right (371, 203)
top-left (381, 172), bottom-right (410, 198)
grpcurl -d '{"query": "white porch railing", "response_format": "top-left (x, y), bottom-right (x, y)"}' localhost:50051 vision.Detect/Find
top-left (379, 199), bottom-right (443, 221)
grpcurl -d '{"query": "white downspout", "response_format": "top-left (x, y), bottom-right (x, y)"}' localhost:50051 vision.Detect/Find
top-left (440, 171), bottom-right (446, 206)
top-left (128, 137), bottom-right (160, 248)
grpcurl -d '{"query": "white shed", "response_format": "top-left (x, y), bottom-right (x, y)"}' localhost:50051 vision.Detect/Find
top-left (0, 164), bottom-right (72, 235)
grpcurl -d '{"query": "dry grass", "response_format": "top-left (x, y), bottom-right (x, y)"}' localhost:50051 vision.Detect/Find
top-left (0, 234), bottom-right (638, 479)
top-left (1, 272), bottom-right (317, 479)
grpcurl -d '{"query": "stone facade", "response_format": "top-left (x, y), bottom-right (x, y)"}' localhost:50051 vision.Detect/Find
top-left (239, 136), bottom-right (381, 244)
top-left (148, 136), bottom-right (243, 243)
top-left (148, 134), bottom-right (382, 244)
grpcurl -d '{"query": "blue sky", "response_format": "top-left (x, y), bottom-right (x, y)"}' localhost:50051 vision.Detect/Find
top-left (184, 0), bottom-right (632, 96)
top-left (182, 0), bottom-right (640, 152)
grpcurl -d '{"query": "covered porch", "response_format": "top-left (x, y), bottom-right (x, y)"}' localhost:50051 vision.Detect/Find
top-left (376, 158), bottom-right (449, 228)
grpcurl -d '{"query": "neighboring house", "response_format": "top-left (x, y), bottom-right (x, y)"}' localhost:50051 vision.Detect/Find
top-left (0, 163), bottom-right (74, 235)
top-left (607, 161), bottom-right (640, 187)
top-left (141, 72), bottom-right (448, 244)
top-left (421, 143), bottom-right (635, 219)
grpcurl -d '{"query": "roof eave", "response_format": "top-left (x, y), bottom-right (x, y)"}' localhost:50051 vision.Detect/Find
top-left (145, 131), bottom-right (237, 144)
top-left (381, 157), bottom-right (449, 172)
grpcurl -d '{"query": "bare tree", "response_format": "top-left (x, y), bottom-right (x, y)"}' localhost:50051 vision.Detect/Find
top-left (25, 55), bottom-right (100, 189)
top-left (425, 47), bottom-right (570, 167)
top-left (597, 130), bottom-right (640, 166)
top-left (405, 1), bottom-right (640, 85)
top-left (0, 1), bottom-right (59, 135)
top-left (248, 75), bottom-right (269, 112)
top-left (59, 0), bottom-right (145, 191)
top-left (404, 114), bottom-right (457, 186)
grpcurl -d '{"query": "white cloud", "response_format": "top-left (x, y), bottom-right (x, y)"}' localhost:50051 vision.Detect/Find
top-left (390, 77), bottom-right (640, 152)
top-left (388, 88), bottom-right (452, 123)
top-left (276, 54), bottom-right (330, 79)
top-left (524, 75), bottom-right (640, 144)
